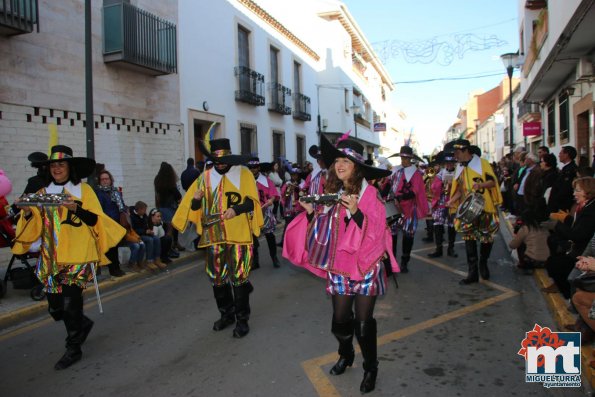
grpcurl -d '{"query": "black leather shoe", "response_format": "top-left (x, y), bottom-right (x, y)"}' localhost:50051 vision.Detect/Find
top-left (272, 258), bottom-right (280, 268)
top-left (447, 247), bottom-right (458, 258)
top-left (213, 316), bottom-right (235, 331)
top-left (54, 347), bottom-right (82, 370)
top-left (360, 368), bottom-right (378, 393)
top-left (233, 321), bottom-right (250, 338)
top-left (427, 249), bottom-right (443, 258)
top-left (459, 276), bottom-right (479, 285)
top-left (329, 354), bottom-right (354, 375)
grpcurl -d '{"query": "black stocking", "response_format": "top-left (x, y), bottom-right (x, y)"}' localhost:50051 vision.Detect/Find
top-left (332, 294), bottom-right (377, 323)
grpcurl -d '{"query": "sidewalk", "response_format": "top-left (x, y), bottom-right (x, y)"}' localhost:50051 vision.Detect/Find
top-left (499, 210), bottom-right (595, 389)
top-left (0, 249), bottom-right (202, 331)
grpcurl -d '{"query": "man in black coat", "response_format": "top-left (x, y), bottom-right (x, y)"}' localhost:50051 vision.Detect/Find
top-left (180, 158), bottom-right (200, 191)
top-left (548, 146), bottom-right (578, 213)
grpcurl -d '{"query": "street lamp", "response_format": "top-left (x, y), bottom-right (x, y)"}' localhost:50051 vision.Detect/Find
top-left (500, 52), bottom-right (519, 153)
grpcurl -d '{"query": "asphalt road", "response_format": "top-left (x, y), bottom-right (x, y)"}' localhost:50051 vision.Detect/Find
top-left (0, 227), bottom-right (588, 397)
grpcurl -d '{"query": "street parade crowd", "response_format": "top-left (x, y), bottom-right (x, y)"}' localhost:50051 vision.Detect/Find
top-left (1, 135), bottom-right (595, 394)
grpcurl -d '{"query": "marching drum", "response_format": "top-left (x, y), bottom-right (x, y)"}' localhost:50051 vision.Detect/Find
top-left (456, 193), bottom-right (485, 224)
top-left (385, 201), bottom-right (402, 225)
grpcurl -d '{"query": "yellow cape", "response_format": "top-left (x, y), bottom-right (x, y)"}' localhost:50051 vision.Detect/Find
top-left (450, 158), bottom-right (502, 213)
top-left (172, 166), bottom-right (263, 245)
top-left (12, 183), bottom-right (126, 266)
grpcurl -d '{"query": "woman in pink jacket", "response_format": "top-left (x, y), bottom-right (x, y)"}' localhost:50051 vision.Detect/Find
top-left (283, 135), bottom-right (398, 394)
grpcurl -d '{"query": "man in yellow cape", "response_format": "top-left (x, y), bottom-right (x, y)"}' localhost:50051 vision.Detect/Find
top-left (173, 138), bottom-right (262, 338)
top-left (447, 139), bottom-right (502, 285)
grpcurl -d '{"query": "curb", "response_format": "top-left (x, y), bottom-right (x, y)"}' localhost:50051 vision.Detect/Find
top-left (498, 210), bottom-right (595, 389)
top-left (0, 250), bottom-right (202, 331)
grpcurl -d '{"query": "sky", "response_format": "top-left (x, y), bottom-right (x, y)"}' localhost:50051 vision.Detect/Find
top-left (340, 0), bottom-right (520, 155)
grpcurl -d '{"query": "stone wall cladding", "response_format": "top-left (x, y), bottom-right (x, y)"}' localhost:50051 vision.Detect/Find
top-left (0, 102), bottom-right (185, 209)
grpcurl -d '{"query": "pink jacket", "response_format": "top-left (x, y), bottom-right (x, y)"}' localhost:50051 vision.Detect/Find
top-left (430, 175), bottom-right (444, 209)
top-left (393, 169), bottom-right (429, 220)
top-left (282, 184), bottom-right (399, 280)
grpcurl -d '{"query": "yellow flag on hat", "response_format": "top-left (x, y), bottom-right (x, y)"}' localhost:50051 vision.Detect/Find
top-left (48, 123), bottom-right (59, 155)
top-left (203, 122), bottom-right (217, 152)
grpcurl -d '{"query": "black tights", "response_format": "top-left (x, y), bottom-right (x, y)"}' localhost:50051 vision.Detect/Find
top-left (332, 294), bottom-right (377, 323)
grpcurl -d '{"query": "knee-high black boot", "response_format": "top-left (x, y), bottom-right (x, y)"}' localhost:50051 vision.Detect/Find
top-left (55, 285), bottom-right (92, 370)
top-left (422, 219), bottom-right (434, 243)
top-left (447, 226), bottom-right (458, 257)
top-left (232, 283), bottom-right (251, 338)
top-left (479, 242), bottom-right (493, 280)
top-left (460, 240), bottom-right (479, 285)
top-left (329, 319), bottom-right (355, 375)
top-left (428, 225), bottom-right (444, 258)
top-left (355, 319), bottom-right (378, 394)
top-left (47, 293), bottom-right (64, 321)
top-left (401, 235), bottom-right (414, 273)
top-left (265, 233), bottom-right (280, 268)
top-left (212, 283), bottom-right (235, 331)
top-left (252, 235), bottom-right (260, 269)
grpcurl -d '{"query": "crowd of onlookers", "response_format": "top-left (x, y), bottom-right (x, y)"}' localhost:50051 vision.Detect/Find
top-left (495, 144), bottom-right (595, 354)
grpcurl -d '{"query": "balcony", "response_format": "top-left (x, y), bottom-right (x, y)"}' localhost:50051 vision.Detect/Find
top-left (525, 0), bottom-right (547, 10)
top-left (293, 92), bottom-right (311, 121)
top-left (355, 113), bottom-right (371, 129)
top-left (235, 66), bottom-right (265, 106)
top-left (522, 8), bottom-right (548, 77)
top-left (517, 101), bottom-right (541, 122)
top-left (268, 82), bottom-right (292, 115)
top-left (0, 0), bottom-right (38, 36)
top-left (103, 1), bottom-right (177, 76)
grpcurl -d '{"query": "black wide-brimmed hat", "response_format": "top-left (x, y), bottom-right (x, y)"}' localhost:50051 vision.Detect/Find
top-left (39, 145), bottom-right (96, 178)
top-left (198, 138), bottom-right (251, 166)
top-left (246, 156), bottom-right (274, 173)
top-left (451, 139), bottom-right (471, 150)
top-left (308, 144), bottom-right (321, 159)
top-left (388, 145), bottom-right (423, 163)
top-left (321, 134), bottom-right (391, 180)
top-left (27, 151), bottom-right (48, 168)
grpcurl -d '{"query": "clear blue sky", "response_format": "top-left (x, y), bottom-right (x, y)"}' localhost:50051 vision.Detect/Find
top-left (341, 0), bottom-right (519, 154)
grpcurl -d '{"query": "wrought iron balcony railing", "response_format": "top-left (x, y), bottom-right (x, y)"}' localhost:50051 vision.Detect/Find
top-left (269, 82), bottom-right (292, 115)
top-left (235, 66), bottom-right (265, 106)
top-left (0, 0), bottom-right (38, 35)
top-left (293, 92), bottom-right (311, 121)
top-left (517, 101), bottom-right (541, 120)
top-left (103, 1), bottom-right (177, 75)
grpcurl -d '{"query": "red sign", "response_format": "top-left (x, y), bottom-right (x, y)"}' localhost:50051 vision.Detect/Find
top-left (523, 121), bottom-right (541, 136)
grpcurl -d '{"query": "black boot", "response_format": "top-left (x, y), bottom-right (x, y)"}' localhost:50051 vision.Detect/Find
top-left (428, 225), bottom-right (444, 258)
top-left (400, 235), bottom-right (414, 273)
top-left (355, 319), bottom-right (378, 394)
top-left (459, 240), bottom-right (479, 285)
top-left (55, 286), bottom-right (86, 370)
top-left (232, 283), bottom-right (251, 338)
top-left (252, 236), bottom-right (260, 270)
top-left (329, 319), bottom-right (355, 375)
top-left (479, 242), bottom-right (493, 280)
top-left (447, 226), bottom-right (458, 257)
top-left (422, 219), bottom-right (434, 243)
top-left (265, 233), bottom-right (280, 268)
top-left (212, 284), bottom-right (235, 331)
top-left (47, 293), bottom-right (64, 321)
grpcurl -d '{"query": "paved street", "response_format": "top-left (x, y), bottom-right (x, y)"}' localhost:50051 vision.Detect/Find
top-left (0, 227), bottom-right (588, 397)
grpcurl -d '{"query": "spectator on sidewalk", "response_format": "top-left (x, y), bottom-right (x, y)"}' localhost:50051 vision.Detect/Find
top-left (543, 177), bottom-right (595, 298)
top-left (181, 158), bottom-right (200, 192)
top-left (155, 162), bottom-right (184, 255)
top-left (149, 208), bottom-right (173, 266)
top-left (95, 169), bottom-right (127, 277)
top-left (508, 209), bottom-right (549, 274)
top-left (540, 153), bottom-right (559, 208)
top-left (548, 146), bottom-right (578, 213)
top-left (130, 201), bottom-right (165, 273)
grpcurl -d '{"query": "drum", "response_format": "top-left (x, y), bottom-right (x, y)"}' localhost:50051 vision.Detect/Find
top-left (456, 193), bottom-right (485, 224)
top-left (385, 201), bottom-right (401, 225)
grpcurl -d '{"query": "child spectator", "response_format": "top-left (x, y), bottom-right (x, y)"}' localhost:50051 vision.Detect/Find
top-left (149, 208), bottom-right (173, 266)
top-left (508, 209), bottom-right (549, 274)
top-left (130, 201), bottom-right (165, 272)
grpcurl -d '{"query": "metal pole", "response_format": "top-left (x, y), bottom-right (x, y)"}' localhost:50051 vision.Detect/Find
top-left (507, 66), bottom-right (514, 152)
top-left (85, 0), bottom-right (95, 182)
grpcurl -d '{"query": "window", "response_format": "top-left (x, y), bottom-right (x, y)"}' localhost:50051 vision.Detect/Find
top-left (296, 135), bottom-right (305, 166)
top-left (238, 26), bottom-right (250, 92)
top-left (293, 61), bottom-right (301, 94)
top-left (270, 46), bottom-right (279, 84)
top-left (240, 123), bottom-right (257, 155)
top-left (272, 130), bottom-right (285, 161)
top-left (547, 100), bottom-right (555, 146)
top-left (558, 92), bottom-right (569, 143)
top-left (344, 89), bottom-right (349, 112)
